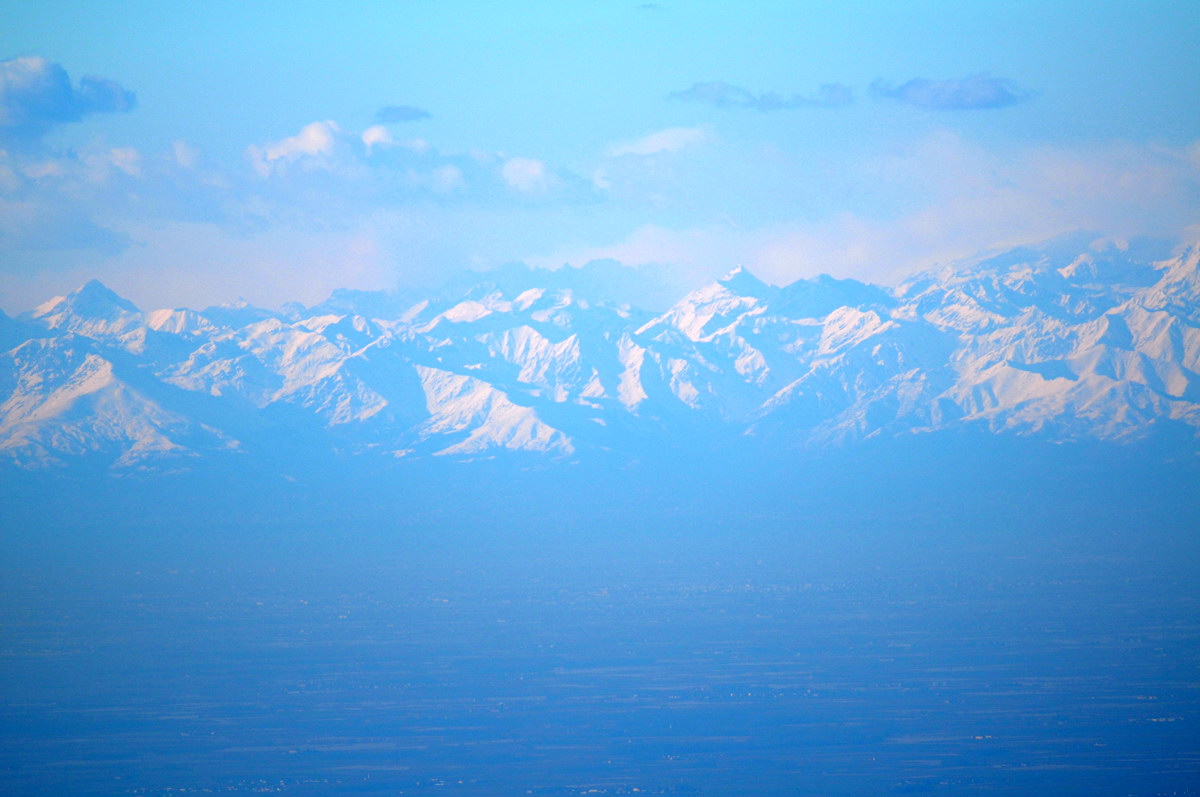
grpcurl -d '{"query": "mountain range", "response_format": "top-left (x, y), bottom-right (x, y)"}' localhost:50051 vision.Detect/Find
top-left (4, 237), bottom-right (1199, 472)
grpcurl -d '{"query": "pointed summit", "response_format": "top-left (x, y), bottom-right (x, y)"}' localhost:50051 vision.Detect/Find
top-left (717, 266), bottom-right (774, 299)
top-left (638, 267), bottom-right (777, 341)
top-left (30, 280), bottom-right (142, 334)
top-left (33, 279), bottom-right (139, 319)
top-left (69, 279), bottom-right (140, 315)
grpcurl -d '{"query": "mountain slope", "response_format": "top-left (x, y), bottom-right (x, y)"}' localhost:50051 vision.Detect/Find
top-left (3, 240), bottom-right (1198, 470)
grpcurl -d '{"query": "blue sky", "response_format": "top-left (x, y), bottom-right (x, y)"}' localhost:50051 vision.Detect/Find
top-left (2, 1), bottom-right (1198, 312)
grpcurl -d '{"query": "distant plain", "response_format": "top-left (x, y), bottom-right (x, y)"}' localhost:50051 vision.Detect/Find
top-left (4, 435), bottom-right (1198, 795)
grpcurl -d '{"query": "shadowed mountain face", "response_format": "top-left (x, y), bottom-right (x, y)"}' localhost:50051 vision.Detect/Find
top-left (2, 241), bottom-right (1199, 472)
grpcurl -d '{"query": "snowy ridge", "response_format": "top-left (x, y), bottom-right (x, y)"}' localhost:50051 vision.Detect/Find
top-left (4, 239), bottom-right (1199, 469)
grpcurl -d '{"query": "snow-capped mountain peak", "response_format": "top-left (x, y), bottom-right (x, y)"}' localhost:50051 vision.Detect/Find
top-left (28, 279), bottom-right (143, 338)
top-left (640, 267), bottom-right (774, 341)
top-left (4, 239), bottom-right (1199, 470)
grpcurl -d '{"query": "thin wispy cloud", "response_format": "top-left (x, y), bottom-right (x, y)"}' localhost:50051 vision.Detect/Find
top-left (607, 126), bottom-right (711, 157)
top-left (870, 74), bottom-right (1035, 111)
top-left (0, 57), bottom-right (136, 145)
top-left (375, 105), bottom-right (431, 123)
top-left (669, 81), bottom-right (852, 111)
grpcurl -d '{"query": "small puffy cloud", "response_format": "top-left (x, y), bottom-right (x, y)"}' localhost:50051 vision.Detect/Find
top-left (362, 126), bottom-right (433, 155)
top-left (265, 120), bottom-right (339, 160)
top-left (871, 74), bottom-right (1034, 111)
top-left (247, 120), bottom-right (344, 176)
top-left (0, 56), bottom-right (135, 144)
top-left (243, 119), bottom-right (593, 209)
top-left (375, 104), bottom-right (431, 123)
top-left (361, 124), bottom-right (393, 151)
top-left (607, 126), bottom-right (711, 157)
top-left (669, 81), bottom-right (852, 111)
top-left (501, 157), bottom-right (551, 192)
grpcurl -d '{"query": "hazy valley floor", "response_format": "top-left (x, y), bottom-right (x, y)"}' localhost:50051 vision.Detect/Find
top-left (3, 434), bottom-right (1199, 795)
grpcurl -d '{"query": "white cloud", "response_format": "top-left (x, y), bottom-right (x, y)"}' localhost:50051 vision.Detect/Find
top-left (360, 126), bottom-right (433, 155)
top-left (245, 121), bottom-right (495, 201)
top-left (501, 157), bottom-right (551, 192)
top-left (606, 126), bottom-right (712, 157)
top-left (5, 85), bottom-right (1196, 317)
top-left (363, 132), bottom-right (433, 155)
top-left (248, 120), bottom-right (343, 176)
top-left (172, 139), bottom-right (199, 169)
top-left (267, 120), bottom-right (339, 160)
top-left (71, 146), bottom-right (145, 185)
top-left (361, 124), bottom-right (393, 151)
top-left (107, 147), bottom-right (141, 177)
